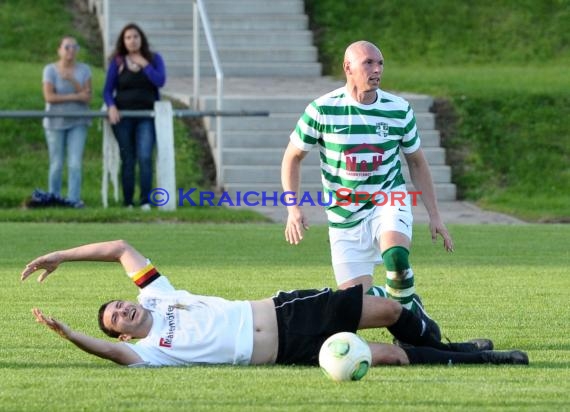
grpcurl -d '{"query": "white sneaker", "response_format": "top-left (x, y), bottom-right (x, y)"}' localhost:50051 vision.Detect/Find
top-left (140, 204), bottom-right (151, 211)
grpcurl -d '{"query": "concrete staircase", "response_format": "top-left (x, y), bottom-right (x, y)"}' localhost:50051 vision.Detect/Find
top-left (104, 0), bottom-right (321, 77)
top-left (98, 0), bottom-right (456, 202)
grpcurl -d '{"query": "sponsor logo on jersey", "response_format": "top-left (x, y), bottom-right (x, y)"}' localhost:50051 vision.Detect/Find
top-left (159, 305), bottom-right (176, 348)
top-left (343, 143), bottom-right (384, 176)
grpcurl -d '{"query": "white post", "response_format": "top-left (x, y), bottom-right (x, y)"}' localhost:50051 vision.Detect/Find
top-left (101, 114), bottom-right (120, 208)
top-left (195, 0), bottom-right (224, 191)
top-left (154, 101), bottom-right (177, 211)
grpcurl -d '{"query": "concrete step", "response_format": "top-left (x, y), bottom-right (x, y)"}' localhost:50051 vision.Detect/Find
top-left (112, 14), bottom-right (309, 32)
top-left (146, 30), bottom-right (314, 48)
top-left (164, 63), bottom-right (217, 76)
top-left (200, 96), bottom-right (320, 112)
top-left (207, 12), bottom-right (309, 32)
top-left (109, 1), bottom-right (192, 14)
top-left (219, 130), bottom-right (441, 149)
top-left (223, 182), bottom-right (457, 202)
top-left (207, 14), bottom-right (309, 30)
top-left (109, 0), bottom-right (304, 14)
top-left (111, 17), bottom-right (191, 32)
top-left (160, 47), bottom-right (318, 64)
top-left (222, 148), bottom-right (318, 165)
top-left (221, 165), bottom-right (452, 184)
top-left (198, 94), bottom-right (434, 114)
top-left (168, 62), bottom-right (322, 77)
top-left (406, 183), bottom-right (457, 201)
top-left (205, 113), bottom-right (435, 130)
top-left (194, 85), bottom-right (434, 113)
top-left (202, 0), bottom-right (305, 14)
top-left (110, 13), bottom-right (308, 32)
top-left (221, 147), bottom-right (447, 166)
top-left (399, 94), bottom-right (434, 112)
top-left (419, 130), bottom-right (440, 146)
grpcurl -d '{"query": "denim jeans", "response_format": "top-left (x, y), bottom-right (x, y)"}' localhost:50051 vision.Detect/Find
top-left (112, 118), bottom-right (156, 206)
top-left (44, 125), bottom-right (88, 202)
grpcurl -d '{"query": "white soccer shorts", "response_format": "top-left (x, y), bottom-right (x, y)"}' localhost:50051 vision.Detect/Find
top-left (328, 187), bottom-right (414, 285)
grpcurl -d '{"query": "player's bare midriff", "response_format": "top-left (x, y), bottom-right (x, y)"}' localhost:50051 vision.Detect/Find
top-left (249, 298), bottom-right (278, 365)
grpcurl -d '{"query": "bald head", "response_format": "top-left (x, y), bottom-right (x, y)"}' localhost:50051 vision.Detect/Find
top-left (342, 40), bottom-right (384, 104)
top-left (344, 41), bottom-right (381, 65)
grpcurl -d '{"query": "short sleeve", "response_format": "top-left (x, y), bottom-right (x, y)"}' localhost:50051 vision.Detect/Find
top-left (127, 259), bottom-right (176, 296)
top-left (128, 262), bottom-right (161, 288)
top-left (42, 64), bottom-right (56, 84)
top-left (400, 105), bottom-right (421, 154)
top-left (289, 102), bottom-right (321, 152)
top-left (80, 63), bottom-right (92, 82)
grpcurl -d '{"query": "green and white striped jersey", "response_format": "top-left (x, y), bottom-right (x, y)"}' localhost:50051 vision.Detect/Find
top-left (290, 87), bottom-right (421, 228)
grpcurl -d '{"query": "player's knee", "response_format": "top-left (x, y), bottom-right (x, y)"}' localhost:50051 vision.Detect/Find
top-left (382, 246), bottom-right (410, 277)
top-left (376, 296), bottom-right (402, 324)
top-left (385, 298), bottom-right (402, 324)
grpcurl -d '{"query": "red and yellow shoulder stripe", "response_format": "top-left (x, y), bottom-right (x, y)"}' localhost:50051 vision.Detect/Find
top-left (131, 263), bottom-right (160, 288)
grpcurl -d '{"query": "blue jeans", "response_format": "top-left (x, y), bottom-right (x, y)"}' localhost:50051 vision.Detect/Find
top-left (112, 118), bottom-right (156, 206)
top-left (44, 125), bottom-right (88, 202)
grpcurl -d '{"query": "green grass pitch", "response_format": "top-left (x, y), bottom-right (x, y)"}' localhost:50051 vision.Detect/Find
top-left (2, 222), bottom-right (569, 411)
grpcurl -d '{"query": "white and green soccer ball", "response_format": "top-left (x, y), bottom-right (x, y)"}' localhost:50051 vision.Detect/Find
top-left (318, 332), bottom-right (372, 382)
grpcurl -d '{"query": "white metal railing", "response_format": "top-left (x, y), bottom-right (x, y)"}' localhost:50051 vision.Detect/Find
top-left (0, 106), bottom-right (267, 210)
top-left (0, 109), bottom-right (265, 120)
top-left (193, 0), bottom-right (224, 190)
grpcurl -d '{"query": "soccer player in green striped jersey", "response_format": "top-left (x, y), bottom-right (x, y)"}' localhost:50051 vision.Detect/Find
top-left (282, 41), bottom-right (454, 336)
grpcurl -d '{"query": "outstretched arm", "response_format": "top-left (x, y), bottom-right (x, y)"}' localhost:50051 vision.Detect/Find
top-left (404, 149), bottom-right (454, 251)
top-left (21, 240), bottom-right (148, 282)
top-left (32, 308), bottom-right (142, 365)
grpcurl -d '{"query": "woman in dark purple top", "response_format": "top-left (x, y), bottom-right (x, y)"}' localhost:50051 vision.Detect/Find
top-left (103, 23), bottom-right (166, 210)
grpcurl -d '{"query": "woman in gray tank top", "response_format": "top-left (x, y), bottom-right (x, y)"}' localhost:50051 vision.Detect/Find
top-left (42, 36), bottom-right (92, 206)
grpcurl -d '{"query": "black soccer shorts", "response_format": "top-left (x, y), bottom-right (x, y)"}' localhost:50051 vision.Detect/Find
top-left (272, 284), bottom-right (363, 365)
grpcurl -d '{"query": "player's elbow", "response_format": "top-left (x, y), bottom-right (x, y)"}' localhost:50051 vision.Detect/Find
top-left (111, 239), bottom-right (130, 250)
top-left (109, 240), bottom-right (134, 259)
top-left (283, 143), bottom-right (307, 163)
top-left (405, 150), bottom-right (428, 170)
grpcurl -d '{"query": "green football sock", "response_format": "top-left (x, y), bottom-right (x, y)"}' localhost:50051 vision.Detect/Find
top-left (365, 285), bottom-right (387, 297)
top-left (383, 246), bottom-right (414, 309)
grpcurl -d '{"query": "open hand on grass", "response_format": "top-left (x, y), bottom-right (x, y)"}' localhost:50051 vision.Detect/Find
top-left (32, 308), bottom-right (72, 339)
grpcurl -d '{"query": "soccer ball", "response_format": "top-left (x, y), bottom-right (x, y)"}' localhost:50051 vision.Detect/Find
top-left (319, 332), bottom-right (372, 382)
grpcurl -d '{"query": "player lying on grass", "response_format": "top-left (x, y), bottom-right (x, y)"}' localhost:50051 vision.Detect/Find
top-left (21, 240), bottom-right (529, 367)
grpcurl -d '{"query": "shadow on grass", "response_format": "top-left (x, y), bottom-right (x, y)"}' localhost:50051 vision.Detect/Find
top-left (526, 361), bottom-right (570, 369)
top-left (0, 361), bottom-right (286, 370)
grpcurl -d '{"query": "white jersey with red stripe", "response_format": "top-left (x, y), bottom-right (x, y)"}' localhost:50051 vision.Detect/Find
top-left (122, 262), bottom-right (254, 366)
